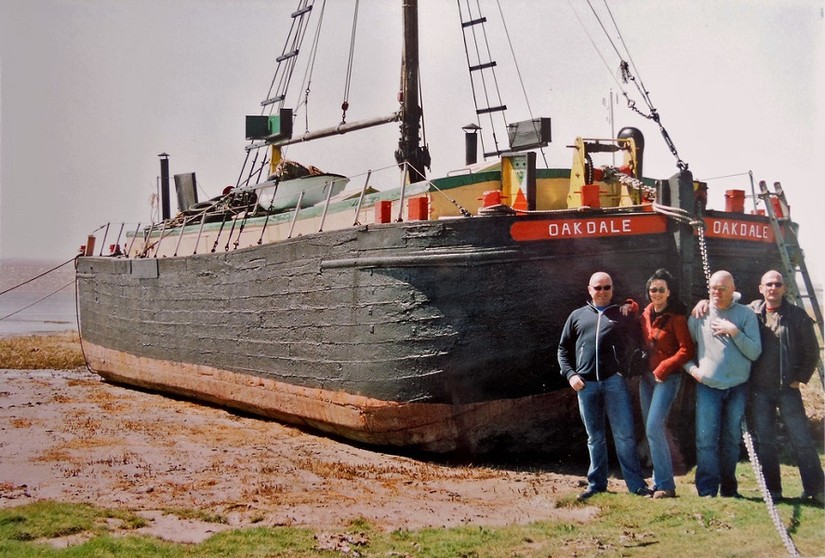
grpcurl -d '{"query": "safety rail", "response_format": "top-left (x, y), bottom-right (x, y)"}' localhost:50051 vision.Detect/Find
top-left (79, 162), bottom-right (434, 260)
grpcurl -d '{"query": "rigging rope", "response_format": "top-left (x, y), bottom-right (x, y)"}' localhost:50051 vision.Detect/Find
top-left (0, 256), bottom-right (79, 297)
top-left (298, 1), bottom-right (327, 134)
top-left (0, 280), bottom-right (75, 323)
top-left (341, 0), bottom-right (359, 123)
top-left (575, 0), bottom-right (688, 172)
top-left (494, 0), bottom-right (548, 168)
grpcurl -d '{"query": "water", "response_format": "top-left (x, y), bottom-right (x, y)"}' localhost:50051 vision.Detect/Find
top-left (0, 259), bottom-right (78, 337)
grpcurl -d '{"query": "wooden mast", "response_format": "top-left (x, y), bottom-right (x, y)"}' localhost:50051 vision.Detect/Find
top-left (395, 0), bottom-right (429, 182)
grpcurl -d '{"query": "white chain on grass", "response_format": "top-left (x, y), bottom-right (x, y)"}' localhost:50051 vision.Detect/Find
top-left (644, 180), bottom-right (801, 556)
top-left (742, 425), bottom-right (800, 557)
top-left (687, 203), bottom-right (801, 557)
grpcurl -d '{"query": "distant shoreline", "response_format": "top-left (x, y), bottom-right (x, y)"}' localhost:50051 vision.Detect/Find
top-left (0, 259), bottom-right (77, 337)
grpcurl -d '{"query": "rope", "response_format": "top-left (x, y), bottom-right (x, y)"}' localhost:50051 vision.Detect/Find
top-left (0, 256), bottom-right (78, 297)
top-left (495, 0), bottom-right (548, 168)
top-left (296, 0), bottom-right (327, 133)
top-left (573, 0), bottom-right (687, 171)
top-left (341, 0), bottom-right (359, 123)
top-left (73, 257), bottom-right (94, 374)
top-left (0, 279), bottom-right (75, 322)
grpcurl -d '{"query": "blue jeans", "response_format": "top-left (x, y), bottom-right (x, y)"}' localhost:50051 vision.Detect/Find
top-left (639, 371), bottom-right (682, 491)
top-left (695, 382), bottom-right (747, 497)
top-left (750, 388), bottom-right (825, 498)
top-left (577, 373), bottom-right (646, 493)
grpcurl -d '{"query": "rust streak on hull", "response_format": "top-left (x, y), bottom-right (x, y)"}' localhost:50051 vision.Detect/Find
top-left (83, 341), bottom-right (579, 454)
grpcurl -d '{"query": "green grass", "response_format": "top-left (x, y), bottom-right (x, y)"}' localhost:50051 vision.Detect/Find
top-left (1, 460), bottom-right (823, 557)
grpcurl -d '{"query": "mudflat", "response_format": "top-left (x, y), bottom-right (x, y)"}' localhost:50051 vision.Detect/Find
top-left (0, 367), bottom-right (595, 543)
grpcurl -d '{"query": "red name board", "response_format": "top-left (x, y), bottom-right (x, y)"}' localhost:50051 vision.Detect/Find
top-left (701, 217), bottom-right (775, 243)
top-left (510, 214), bottom-right (668, 242)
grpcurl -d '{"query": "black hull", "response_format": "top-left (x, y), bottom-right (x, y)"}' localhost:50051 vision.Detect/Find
top-left (76, 210), bottom-right (785, 455)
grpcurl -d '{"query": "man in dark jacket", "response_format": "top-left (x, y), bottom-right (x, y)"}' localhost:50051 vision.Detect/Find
top-left (558, 271), bottom-right (651, 500)
top-left (748, 270), bottom-right (824, 505)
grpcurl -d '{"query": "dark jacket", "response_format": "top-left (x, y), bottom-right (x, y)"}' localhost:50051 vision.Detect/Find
top-left (748, 298), bottom-right (819, 391)
top-left (558, 302), bottom-right (638, 382)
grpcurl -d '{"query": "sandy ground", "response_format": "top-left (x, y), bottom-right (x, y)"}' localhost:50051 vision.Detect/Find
top-left (0, 367), bottom-right (598, 544)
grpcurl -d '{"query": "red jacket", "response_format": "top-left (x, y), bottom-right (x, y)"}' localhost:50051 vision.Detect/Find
top-left (639, 303), bottom-right (695, 381)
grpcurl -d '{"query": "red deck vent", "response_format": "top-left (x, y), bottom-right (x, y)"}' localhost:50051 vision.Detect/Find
top-left (376, 200), bottom-right (392, 223)
top-left (408, 197), bottom-right (429, 221)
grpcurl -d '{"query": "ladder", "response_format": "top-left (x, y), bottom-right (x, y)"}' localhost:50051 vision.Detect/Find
top-left (260, 0), bottom-right (315, 111)
top-left (457, 3), bottom-right (509, 158)
top-left (759, 180), bottom-right (824, 381)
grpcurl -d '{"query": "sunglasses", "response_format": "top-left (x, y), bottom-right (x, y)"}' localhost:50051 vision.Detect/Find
top-left (648, 287), bottom-right (667, 294)
top-left (590, 285), bottom-right (612, 291)
top-left (764, 282), bottom-right (783, 288)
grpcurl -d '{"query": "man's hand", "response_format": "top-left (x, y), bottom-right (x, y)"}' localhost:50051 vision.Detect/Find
top-left (692, 299), bottom-right (710, 318)
top-left (569, 374), bottom-right (585, 392)
top-left (619, 298), bottom-right (639, 316)
top-left (711, 318), bottom-right (739, 338)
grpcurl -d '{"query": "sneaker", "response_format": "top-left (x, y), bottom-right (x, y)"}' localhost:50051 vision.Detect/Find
top-left (634, 487), bottom-right (654, 497)
top-left (720, 492), bottom-right (743, 499)
top-left (768, 491), bottom-right (783, 502)
top-left (577, 488), bottom-right (604, 501)
top-left (652, 489), bottom-right (676, 499)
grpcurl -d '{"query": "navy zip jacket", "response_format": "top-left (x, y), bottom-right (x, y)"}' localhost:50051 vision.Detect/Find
top-left (558, 301), bottom-right (638, 383)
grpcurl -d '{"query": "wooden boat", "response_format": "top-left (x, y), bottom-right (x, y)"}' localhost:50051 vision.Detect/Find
top-left (75, 1), bottom-right (797, 457)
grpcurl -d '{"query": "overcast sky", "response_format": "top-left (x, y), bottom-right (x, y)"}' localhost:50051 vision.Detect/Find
top-left (1, 0), bottom-right (823, 279)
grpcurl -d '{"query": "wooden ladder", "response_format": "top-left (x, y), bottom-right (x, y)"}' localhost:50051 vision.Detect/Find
top-left (759, 180), bottom-right (824, 381)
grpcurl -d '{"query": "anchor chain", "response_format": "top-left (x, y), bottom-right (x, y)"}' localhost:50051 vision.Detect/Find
top-left (743, 424), bottom-right (801, 557)
top-left (693, 205), bottom-right (799, 557)
top-left (619, 61), bottom-right (688, 172)
top-left (603, 168), bottom-right (657, 201)
top-left (695, 223), bottom-right (711, 288)
top-left (620, 174), bottom-right (803, 555)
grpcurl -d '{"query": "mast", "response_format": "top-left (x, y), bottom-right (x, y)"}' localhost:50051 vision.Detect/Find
top-left (395, 0), bottom-right (430, 182)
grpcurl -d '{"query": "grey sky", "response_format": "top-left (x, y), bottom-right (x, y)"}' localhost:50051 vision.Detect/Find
top-left (1, 0), bottom-right (823, 281)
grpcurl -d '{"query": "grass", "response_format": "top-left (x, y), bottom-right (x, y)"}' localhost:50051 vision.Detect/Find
top-left (0, 332), bottom-right (85, 370)
top-left (1, 461), bottom-right (823, 557)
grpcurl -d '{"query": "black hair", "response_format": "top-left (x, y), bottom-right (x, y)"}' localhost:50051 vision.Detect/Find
top-left (646, 268), bottom-right (687, 314)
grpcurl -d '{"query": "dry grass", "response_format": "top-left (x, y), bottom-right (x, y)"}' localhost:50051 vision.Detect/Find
top-left (0, 331), bottom-right (85, 369)
top-left (802, 370), bottom-right (824, 420)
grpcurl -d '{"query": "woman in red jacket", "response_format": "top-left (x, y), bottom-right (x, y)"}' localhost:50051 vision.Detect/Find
top-left (638, 268), bottom-right (695, 498)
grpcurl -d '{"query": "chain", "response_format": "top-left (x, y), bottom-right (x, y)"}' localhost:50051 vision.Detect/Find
top-left (743, 423), bottom-right (801, 557)
top-left (619, 62), bottom-right (688, 172)
top-left (694, 211), bottom-right (799, 557)
top-left (695, 223), bottom-right (711, 287)
top-left (603, 168), bottom-right (657, 201)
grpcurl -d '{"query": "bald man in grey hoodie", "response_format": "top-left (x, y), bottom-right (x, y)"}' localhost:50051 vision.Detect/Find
top-left (684, 270), bottom-right (761, 498)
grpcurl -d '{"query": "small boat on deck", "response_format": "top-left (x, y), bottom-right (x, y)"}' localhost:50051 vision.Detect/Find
top-left (75, 1), bottom-right (805, 457)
